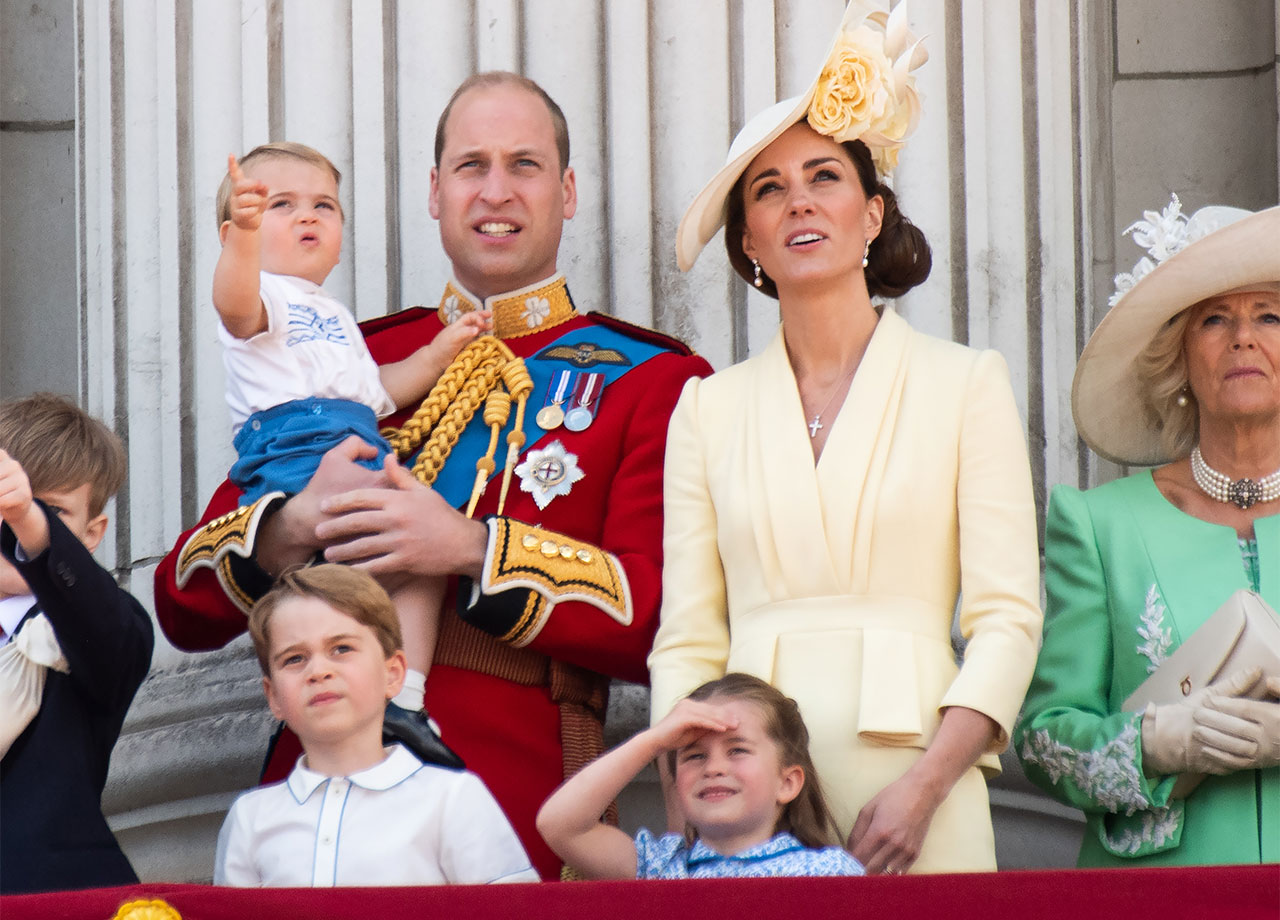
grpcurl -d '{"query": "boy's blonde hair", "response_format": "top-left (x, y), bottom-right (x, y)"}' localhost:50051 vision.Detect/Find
top-left (215, 141), bottom-right (344, 229)
top-left (0, 393), bottom-right (126, 517)
top-left (248, 564), bottom-right (402, 675)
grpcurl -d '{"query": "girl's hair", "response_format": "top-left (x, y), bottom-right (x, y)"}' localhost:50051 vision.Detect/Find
top-left (724, 131), bottom-right (932, 301)
top-left (1134, 307), bottom-right (1197, 461)
top-left (680, 673), bottom-right (844, 849)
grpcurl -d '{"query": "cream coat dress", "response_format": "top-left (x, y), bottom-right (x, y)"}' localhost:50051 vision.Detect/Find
top-left (649, 308), bottom-right (1043, 872)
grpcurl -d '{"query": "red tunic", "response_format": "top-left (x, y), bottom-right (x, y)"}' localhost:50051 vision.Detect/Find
top-left (154, 285), bottom-right (712, 879)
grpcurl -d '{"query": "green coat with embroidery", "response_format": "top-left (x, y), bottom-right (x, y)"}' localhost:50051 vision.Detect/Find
top-left (1015, 472), bottom-right (1279, 867)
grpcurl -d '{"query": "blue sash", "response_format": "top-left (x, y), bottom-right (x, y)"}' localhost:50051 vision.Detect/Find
top-left (424, 324), bottom-right (668, 509)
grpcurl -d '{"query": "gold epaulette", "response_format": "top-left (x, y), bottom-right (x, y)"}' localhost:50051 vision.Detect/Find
top-left (175, 492), bottom-right (285, 615)
top-left (481, 517), bottom-right (632, 646)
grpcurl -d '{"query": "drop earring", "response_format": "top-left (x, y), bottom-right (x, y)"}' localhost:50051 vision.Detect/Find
top-left (1176, 386), bottom-right (1190, 408)
top-left (861, 240), bottom-right (871, 269)
top-left (752, 259), bottom-right (763, 288)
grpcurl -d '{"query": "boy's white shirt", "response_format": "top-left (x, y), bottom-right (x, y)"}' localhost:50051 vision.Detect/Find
top-left (219, 271), bottom-right (395, 432)
top-left (214, 743), bottom-right (538, 887)
top-left (0, 593), bottom-right (70, 757)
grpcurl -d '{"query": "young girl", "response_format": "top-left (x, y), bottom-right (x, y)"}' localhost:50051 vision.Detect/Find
top-left (537, 673), bottom-right (864, 879)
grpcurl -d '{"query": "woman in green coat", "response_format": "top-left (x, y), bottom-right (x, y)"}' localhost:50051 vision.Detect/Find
top-left (1015, 196), bottom-right (1280, 866)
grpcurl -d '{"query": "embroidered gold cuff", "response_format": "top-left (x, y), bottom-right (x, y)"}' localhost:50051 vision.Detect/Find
top-left (174, 492), bottom-right (286, 615)
top-left (481, 517), bottom-right (632, 641)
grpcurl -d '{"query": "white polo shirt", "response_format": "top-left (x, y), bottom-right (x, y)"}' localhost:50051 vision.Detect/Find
top-left (214, 744), bottom-right (538, 887)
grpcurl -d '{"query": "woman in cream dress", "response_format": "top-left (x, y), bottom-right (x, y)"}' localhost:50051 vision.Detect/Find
top-left (648, 2), bottom-right (1042, 875)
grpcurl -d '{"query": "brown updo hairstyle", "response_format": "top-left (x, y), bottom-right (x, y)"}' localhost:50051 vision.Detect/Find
top-left (725, 130), bottom-right (932, 300)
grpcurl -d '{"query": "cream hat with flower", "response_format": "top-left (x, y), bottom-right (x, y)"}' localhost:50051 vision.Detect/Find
top-left (675, 0), bottom-right (928, 272)
top-left (1073, 195), bottom-right (1280, 466)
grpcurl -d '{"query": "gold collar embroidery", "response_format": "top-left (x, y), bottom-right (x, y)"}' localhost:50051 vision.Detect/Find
top-left (437, 274), bottom-right (578, 339)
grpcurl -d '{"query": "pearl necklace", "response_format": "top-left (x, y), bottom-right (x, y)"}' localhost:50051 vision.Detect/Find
top-left (1190, 446), bottom-right (1280, 510)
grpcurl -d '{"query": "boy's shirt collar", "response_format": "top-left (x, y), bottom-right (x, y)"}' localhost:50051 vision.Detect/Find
top-left (0, 594), bottom-right (36, 646)
top-left (261, 270), bottom-right (330, 299)
top-left (286, 743), bottom-right (425, 803)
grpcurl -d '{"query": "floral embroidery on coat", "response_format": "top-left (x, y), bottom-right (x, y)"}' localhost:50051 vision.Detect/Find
top-left (522, 296), bottom-right (550, 328)
top-left (1019, 719), bottom-right (1151, 815)
top-left (1102, 803), bottom-right (1183, 857)
top-left (441, 294), bottom-right (463, 325)
top-left (1135, 583), bottom-right (1172, 675)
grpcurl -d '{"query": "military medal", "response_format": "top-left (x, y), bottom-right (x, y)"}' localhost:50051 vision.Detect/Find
top-left (564, 373), bottom-right (604, 432)
top-left (514, 440), bottom-right (585, 510)
top-left (535, 369), bottom-right (574, 430)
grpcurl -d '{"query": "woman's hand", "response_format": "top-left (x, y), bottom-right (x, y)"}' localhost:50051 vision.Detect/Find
top-left (849, 705), bottom-right (1001, 875)
top-left (847, 771), bottom-right (942, 875)
top-left (1141, 667), bottom-right (1270, 776)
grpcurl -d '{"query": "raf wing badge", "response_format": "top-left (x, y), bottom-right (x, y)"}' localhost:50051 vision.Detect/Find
top-left (536, 341), bottom-right (632, 369)
top-left (515, 440), bottom-right (585, 510)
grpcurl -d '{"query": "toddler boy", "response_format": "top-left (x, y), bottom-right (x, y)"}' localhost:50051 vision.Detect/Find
top-left (0, 393), bottom-right (154, 894)
top-left (214, 142), bottom-right (489, 768)
top-left (214, 564), bottom-right (537, 886)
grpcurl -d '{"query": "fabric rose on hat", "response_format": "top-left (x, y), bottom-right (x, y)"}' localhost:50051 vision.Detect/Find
top-left (808, 27), bottom-right (896, 145)
top-left (806, 3), bottom-right (927, 176)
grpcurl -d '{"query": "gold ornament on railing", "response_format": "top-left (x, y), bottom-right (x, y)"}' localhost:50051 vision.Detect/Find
top-left (111, 900), bottom-right (183, 920)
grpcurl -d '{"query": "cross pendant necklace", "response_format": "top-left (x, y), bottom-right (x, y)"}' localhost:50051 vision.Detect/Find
top-left (805, 363), bottom-right (859, 439)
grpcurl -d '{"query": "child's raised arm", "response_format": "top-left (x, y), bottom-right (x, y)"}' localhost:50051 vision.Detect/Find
top-left (213, 154), bottom-right (270, 339)
top-left (0, 450), bottom-right (50, 557)
top-left (535, 699), bottom-right (738, 879)
top-left (379, 311), bottom-right (491, 409)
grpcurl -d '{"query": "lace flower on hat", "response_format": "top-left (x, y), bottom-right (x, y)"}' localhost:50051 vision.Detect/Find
top-left (806, 2), bottom-right (927, 175)
top-left (1110, 193), bottom-right (1212, 306)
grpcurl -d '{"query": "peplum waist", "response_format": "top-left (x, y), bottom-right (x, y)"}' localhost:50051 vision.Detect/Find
top-left (724, 593), bottom-right (999, 775)
top-left (732, 594), bottom-right (955, 646)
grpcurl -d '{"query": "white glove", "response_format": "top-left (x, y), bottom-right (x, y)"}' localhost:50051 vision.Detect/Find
top-left (1141, 667), bottom-right (1266, 777)
top-left (1198, 675), bottom-right (1280, 770)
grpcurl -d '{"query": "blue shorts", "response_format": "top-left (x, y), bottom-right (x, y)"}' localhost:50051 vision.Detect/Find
top-left (230, 397), bottom-right (392, 504)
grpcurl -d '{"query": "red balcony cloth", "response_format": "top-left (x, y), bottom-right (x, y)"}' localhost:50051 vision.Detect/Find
top-left (3, 864), bottom-right (1276, 920)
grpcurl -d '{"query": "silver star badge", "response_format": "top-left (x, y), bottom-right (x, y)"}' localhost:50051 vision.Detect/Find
top-left (515, 440), bottom-right (585, 510)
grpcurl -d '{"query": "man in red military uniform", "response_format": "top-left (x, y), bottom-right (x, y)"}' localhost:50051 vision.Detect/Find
top-left (154, 72), bottom-right (711, 879)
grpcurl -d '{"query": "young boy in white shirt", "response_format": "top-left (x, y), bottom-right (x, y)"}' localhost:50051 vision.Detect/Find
top-left (214, 564), bottom-right (537, 887)
top-left (213, 142), bottom-right (489, 767)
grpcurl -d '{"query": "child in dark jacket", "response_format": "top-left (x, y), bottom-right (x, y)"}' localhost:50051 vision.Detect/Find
top-left (0, 393), bottom-right (154, 893)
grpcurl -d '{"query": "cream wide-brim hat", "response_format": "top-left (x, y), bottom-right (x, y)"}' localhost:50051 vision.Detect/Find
top-left (1072, 204), bottom-right (1280, 466)
top-left (674, 0), bottom-right (925, 272)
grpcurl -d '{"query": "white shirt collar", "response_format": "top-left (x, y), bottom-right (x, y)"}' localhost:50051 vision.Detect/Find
top-left (0, 594), bottom-right (36, 645)
top-left (264, 270), bottom-right (328, 298)
top-left (286, 743), bottom-right (424, 803)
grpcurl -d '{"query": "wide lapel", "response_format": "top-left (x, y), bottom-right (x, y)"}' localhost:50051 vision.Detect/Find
top-left (745, 330), bottom-right (840, 597)
top-left (815, 308), bottom-right (911, 591)
top-left (1126, 474), bottom-right (1256, 640)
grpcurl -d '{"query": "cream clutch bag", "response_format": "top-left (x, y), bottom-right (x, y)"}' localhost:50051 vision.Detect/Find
top-left (1122, 589), bottom-right (1280, 796)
